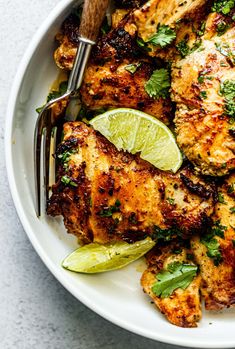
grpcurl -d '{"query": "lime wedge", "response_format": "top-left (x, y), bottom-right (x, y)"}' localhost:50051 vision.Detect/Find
top-left (90, 108), bottom-right (182, 172)
top-left (62, 237), bottom-right (155, 273)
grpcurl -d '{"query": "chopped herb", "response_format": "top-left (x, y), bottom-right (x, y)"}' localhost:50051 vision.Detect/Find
top-left (197, 21), bottom-right (206, 36)
top-left (215, 42), bottom-right (235, 65)
top-left (230, 207), bottom-right (235, 213)
top-left (212, 0), bottom-right (235, 15)
top-left (176, 39), bottom-right (202, 58)
top-left (172, 248), bottom-right (182, 254)
top-left (220, 80), bottom-right (235, 120)
top-left (36, 81), bottom-right (68, 113)
top-left (147, 25), bottom-right (176, 48)
top-left (98, 199), bottom-right (121, 217)
top-left (221, 162), bottom-right (227, 169)
top-left (145, 68), bottom-right (171, 99)
top-left (58, 149), bottom-right (76, 164)
top-left (125, 63), bottom-right (141, 74)
top-left (176, 39), bottom-right (190, 57)
top-left (201, 220), bottom-right (226, 265)
top-left (136, 37), bottom-right (151, 52)
top-left (232, 239), bottom-right (235, 246)
top-left (198, 73), bottom-right (214, 84)
top-left (216, 21), bottom-right (230, 36)
top-left (186, 253), bottom-right (194, 260)
top-left (200, 90), bottom-right (207, 99)
top-left (227, 183), bottom-right (235, 193)
top-left (218, 192), bottom-right (227, 204)
top-left (61, 175), bottom-right (78, 187)
top-left (152, 262), bottom-right (198, 298)
top-left (198, 75), bottom-right (205, 84)
top-left (167, 197), bottom-right (175, 205)
top-left (152, 226), bottom-right (183, 241)
top-left (220, 61), bottom-right (229, 67)
top-left (212, 220), bottom-right (226, 238)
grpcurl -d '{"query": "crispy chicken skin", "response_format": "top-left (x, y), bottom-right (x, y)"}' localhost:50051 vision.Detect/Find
top-left (172, 17), bottom-right (235, 176)
top-left (47, 122), bottom-right (214, 244)
top-left (191, 173), bottom-right (235, 310)
top-left (141, 244), bottom-right (201, 327)
top-left (54, 10), bottom-right (172, 124)
top-left (80, 60), bottom-right (171, 124)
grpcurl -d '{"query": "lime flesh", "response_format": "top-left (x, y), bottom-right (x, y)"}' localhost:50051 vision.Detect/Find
top-left (62, 237), bottom-right (155, 273)
top-left (90, 108), bottom-right (182, 173)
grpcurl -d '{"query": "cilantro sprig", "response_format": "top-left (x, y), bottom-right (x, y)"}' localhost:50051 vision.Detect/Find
top-left (147, 25), bottom-right (176, 48)
top-left (145, 68), bottom-right (171, 99)
top-left (152, 262), bottom-right (198, 298)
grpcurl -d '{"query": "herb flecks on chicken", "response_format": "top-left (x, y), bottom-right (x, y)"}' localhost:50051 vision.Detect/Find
top-left (47, 122), bottom-right (214, 245)
top-left (191, 173), bottom-right (235, 310)
top-left (172, 22), bottom-right (235, 176)
top-left (141, 243), bottom-right (202, 327)
top-left (54, 7), bottom-right (172, 124)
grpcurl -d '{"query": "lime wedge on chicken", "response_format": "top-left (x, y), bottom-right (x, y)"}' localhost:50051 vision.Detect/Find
top-left (90, 108), bottom-right (182, 173)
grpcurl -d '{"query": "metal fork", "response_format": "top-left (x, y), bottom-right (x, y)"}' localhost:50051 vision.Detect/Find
top-left (34, 0), bottom-right (109, 216)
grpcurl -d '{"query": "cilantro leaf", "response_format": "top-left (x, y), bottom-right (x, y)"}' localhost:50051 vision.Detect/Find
top-left (147, 25), bottom-right (176, 48)
top-left (61, 175), bottom-right (78, 187)
top-left (98, 200), bottom-right (121, 218)
top-left (145, 68), bottom-right (171, 99)
top-left (212, 0), bottom-right (235, 14)
top-left (125, 63), bottom-right (141, 74)
top-left (200, 220), bottom-right (226, 265)
top-left (152, 262), bottom-right (198, 298)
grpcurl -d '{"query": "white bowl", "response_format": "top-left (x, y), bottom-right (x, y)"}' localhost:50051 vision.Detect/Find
top-left (5, 1), bottom-right (235, 347)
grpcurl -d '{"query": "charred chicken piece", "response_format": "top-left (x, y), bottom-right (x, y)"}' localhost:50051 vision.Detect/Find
top-left (47, 122), bottom-right (215, 245)
top-left (191, 173), bottom-right (235, 310)
top-left (141, 243), bottom-right (202, 327)
top-left (54, 10), bottom-right (172, 124)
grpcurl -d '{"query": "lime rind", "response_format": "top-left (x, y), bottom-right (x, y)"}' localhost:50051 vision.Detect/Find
top-left (90, 108), bottom-right (182, 173)
top-left (62, 237), bottom-right (155, 274)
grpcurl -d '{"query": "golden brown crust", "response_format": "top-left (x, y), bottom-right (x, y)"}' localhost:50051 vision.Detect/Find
top-left (47, 122), bottom-right (215, 244)
top-left (141, 244), bottom-right (202, 327)
top-left (80, 60), bottom-right (172, 124)
top-left (54, 13), bottom-right (172, 123)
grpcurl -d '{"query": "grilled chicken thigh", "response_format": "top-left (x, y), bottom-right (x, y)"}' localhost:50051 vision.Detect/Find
top-left (172, 14), bottom-right (235, 176)
top-left (141, 244), bottom-right (201, 327)
top-left (191, 173), bottom-right (235, 309)
top-left (54, 9), bottom-right (172, 123)
top-left (47, 122), bottom-right (214, 244)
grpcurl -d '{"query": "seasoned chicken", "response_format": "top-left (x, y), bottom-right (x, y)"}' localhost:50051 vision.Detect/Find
top-left (191, 173), bottom-right (235, 310)
top-left (141, 243), bottom-right (201, 327)
top-left (133, 0), bottom-right (207, 48)
top-left (172, 14), bottom-right (235, 176)
top-left (47, 122), bottom-right (214, 244)
top-left (54, 11), bottom-right (172, 124)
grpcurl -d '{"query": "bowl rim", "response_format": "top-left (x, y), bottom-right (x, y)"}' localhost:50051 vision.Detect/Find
top-left (4, 1), bottom-right (235, 347)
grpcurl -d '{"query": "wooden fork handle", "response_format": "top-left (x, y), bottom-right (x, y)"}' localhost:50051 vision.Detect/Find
top-left (79, 0), bottom-right (109, 43)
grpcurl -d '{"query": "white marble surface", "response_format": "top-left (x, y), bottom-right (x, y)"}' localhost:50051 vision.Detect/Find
top-left (0, 1), bottom-right (191, 348)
